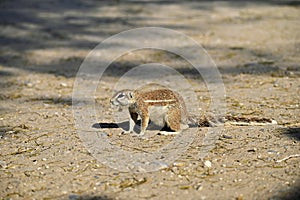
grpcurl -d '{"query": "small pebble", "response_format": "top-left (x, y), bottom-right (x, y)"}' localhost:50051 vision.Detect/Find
top-left (204, 160), bottom-right (212, 168)
top-left (195, 185), bottom-right (203, 191)
top-left (267, 150), bottom-right (277, 154)
top-left (222, 134), bottom-right (233, 139)
top-left (107, 132), bottom-right (113, 137)
top-left (60, 82), bottom-right (68, 87)
top-left (0, 160), bottom-right (7, 169)
top-left (173, 162), bottom-right (185, 167)
top-left (247, 148), bottom-right (257, 152)
top-left (26, 82), bottom-right (33, 87)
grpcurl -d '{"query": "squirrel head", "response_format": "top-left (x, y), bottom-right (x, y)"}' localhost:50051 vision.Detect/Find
top-left (110, 90), bottom-right (135, 109)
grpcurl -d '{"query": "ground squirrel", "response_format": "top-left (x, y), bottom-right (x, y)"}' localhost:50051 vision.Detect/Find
top-left (110, 87), bottom-right (190, 136)
top-left (110, 87), bottom-right (277, 136)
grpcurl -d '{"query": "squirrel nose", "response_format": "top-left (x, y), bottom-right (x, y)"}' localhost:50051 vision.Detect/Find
top-left (110, 99), bottom-right (115, 105)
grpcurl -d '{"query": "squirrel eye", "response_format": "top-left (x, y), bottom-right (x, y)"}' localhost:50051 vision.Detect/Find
top-left (129, 92), bottom-right (133, 98)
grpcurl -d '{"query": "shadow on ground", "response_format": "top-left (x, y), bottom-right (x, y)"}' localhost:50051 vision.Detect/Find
top-left (29, 96), bottom-right (73, 106)
top-left (271, 182), bottom-right (300, 200)
top-left (69, 194), bottom-right (113, 200)
top-left (1, 0), bottom-right (299, 77)
top-left (280, 127), bottom-right (300, 141)
top-left (93, 119), bottom-right (180, 133)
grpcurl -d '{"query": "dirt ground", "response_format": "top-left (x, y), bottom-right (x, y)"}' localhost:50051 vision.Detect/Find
top-left (0, 0), bottom-right (300, 199)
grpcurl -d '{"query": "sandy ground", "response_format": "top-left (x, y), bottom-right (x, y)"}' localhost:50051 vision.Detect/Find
top-left (0, 0), bottom-right (300, 199)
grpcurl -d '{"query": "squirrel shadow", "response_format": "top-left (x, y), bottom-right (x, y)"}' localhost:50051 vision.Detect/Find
top-left (92, 120), bottom-right (175, 132)
top-left (92, 121), bottom-right (129, 130)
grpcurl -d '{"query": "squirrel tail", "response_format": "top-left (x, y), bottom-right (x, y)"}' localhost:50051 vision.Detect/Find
top-left (188, 114), bottom-right (226, 127)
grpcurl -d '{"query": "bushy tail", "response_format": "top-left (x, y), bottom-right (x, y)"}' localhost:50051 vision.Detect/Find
top-left (189, 114), bottom-right (277, 127)
top-left (187, 114), bottom-right (225, 127)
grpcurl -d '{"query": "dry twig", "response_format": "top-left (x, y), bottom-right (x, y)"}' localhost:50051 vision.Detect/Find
top-left (276, 154), bottom-right (300, 163)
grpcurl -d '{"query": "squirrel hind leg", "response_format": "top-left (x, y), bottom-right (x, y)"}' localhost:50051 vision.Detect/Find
top-left (165, 107), bottom-right (181, 132)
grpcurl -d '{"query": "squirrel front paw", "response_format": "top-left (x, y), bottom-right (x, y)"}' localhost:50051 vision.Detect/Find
top-left (120, 130), bottom-right (133, 135)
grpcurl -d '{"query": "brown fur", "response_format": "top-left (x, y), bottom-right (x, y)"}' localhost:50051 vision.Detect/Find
top-left (110, 88), bottom-right (188, 135)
